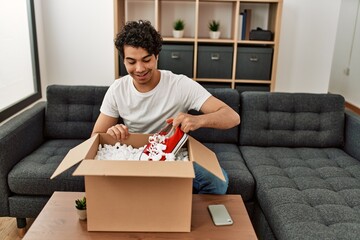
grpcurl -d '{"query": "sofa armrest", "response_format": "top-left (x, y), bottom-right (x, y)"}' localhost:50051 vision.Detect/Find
top-left (0, 101), bottom-right (46, 216)
top-left (344, 110), bottom-right (360, 161)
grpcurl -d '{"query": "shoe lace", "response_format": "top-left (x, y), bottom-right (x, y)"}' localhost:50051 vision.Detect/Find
top-left (147, 133), bottom-right (168, 161)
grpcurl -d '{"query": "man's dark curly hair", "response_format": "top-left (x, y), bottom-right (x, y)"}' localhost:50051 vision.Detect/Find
top-left (115, 20), bottom-right (162, 58)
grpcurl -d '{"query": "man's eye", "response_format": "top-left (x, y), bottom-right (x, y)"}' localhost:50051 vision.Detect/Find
top-left (127, 61), bottom-right (135, 65)
top-left (143, 59), bottom-right (151, 63)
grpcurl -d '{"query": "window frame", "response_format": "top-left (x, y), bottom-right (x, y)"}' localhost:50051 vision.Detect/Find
top-left (0, 0), bottom-right (42, 123)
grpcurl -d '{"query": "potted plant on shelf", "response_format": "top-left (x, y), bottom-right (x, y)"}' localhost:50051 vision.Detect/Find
top-left (75, 196), bottom-right (87, 220)
top-left (208, 20), bottom-right (221, 39)
top-left (173, 19), bottom-right (185, 38)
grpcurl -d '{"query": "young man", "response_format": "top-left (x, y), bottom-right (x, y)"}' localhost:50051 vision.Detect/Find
top-left (92, 20), bottom-right (240, 194)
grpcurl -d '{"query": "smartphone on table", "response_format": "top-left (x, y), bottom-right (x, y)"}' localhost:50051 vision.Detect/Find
top-left (208, 204), bottom-right (234, 226)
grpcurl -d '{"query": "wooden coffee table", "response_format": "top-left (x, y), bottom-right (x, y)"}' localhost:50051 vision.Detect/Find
top-left (23, 192), bottom-right (257, 240)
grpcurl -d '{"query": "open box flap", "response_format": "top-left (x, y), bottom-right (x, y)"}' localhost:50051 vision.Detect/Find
top-left (188, 136), bottom-right (226, 182)
top-left (118, 132), bottom-right (151, 148)
top-left (73, 160), bottom-right (195, 178)
top-left (50, 134), bottom-right (99, 179)
top-left (98, 132), bottom-right (151, 148)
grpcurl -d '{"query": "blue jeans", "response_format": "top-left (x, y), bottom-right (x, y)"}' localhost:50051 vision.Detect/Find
top-left (193, 162), bottom-right (229, 194)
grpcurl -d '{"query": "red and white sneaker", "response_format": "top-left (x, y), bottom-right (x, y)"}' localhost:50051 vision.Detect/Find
top-left (139, 123), bottom-right (188, 161)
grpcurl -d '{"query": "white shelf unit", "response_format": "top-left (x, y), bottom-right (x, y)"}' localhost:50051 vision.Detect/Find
top-left (114, 0), bottom-right (283, 91)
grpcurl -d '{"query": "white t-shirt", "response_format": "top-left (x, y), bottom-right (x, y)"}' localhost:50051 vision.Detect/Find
top-left (100, 70), bottom-right (211, 133)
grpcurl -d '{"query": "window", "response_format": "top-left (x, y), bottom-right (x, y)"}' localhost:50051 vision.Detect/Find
top-left (0, 0), bottom-right (41, 122)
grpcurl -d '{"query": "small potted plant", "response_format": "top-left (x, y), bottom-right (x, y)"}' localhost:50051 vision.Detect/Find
top-left (75, 196), bottom-right (87, 220)
top-left (173, 19), bottom-right (185, 38)
top-left (208, 20), bottom-right (221, 39)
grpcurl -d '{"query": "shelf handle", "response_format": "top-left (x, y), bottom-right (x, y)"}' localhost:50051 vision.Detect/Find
top-left (249, 56), bottom-right (258, 62)
top-left (171, 52), bottom-right (180, 59)
top-left (211, 53), bottom-right (220, 61)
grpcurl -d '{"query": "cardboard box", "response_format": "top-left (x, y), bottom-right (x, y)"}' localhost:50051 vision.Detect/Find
top-left (51, 133), bottom-right (225, 232)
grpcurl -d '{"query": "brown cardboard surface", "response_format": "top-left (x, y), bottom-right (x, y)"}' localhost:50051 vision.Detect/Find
top-left (85, 176), bottom-right (193, 232)
top-left (74, 160), bottom-right (195, 178)
top-left (51, 132), bottom-right (225, 232)
top-left (94, 133), bottom-right (150, 149)
top-left (188, 137), bottom-right (226, 182)
top-left (50, 134), bottom-right (98, 179)
top-left (52, 133), bottom-right (224, 181)
top-left (115, 132), bottom-right (151, 148)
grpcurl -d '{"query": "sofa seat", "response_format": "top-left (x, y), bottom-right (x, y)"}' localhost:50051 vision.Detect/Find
top-left (240, 146), bottom-right (360, 240)
top-left (8, 139), bottom-right (85, 195)
top-left (204, 143), bottom-right (255, 201)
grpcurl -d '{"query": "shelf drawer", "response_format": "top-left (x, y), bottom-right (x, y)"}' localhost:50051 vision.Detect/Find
top-left (236, 47), bottom-right (273, 80)
top-left (235, 83), bottom-right (270, 93)
top-left (197, 46), bottom-right (233, 79)
top-left (158, 44), bottom-right (194, 78)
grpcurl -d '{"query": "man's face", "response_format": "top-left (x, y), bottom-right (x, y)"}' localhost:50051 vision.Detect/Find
top-left (123, 45), bottom-right (158, 86)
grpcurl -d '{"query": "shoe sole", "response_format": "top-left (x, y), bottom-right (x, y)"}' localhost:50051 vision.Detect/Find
top-left (171, 133), bottom-right (188, 156)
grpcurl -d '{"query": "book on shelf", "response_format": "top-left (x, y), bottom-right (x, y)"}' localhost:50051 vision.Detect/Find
top-left (241, 11), bottom-right (246, 40)
top-left (244, 9), bottom-right (252, 40)
top-left (238, 13), bottom-right (244, 40)
top-left (240, 9), bottom-right (252, 40)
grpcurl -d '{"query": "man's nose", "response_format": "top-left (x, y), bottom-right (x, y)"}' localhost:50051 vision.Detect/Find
top-left (135, 62), bottom-right (145, 72)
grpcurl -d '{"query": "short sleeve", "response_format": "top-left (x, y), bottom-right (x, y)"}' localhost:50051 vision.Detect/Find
top-left (100, 85), bottom-right (120, 118)
top-left (179, 76), bottom-right (211, 111)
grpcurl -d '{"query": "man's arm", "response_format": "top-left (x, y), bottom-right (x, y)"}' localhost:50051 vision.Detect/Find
top-left (92, 113), bottom-right (129, 140)
top-left (172, 96), bottom-right (240, 133)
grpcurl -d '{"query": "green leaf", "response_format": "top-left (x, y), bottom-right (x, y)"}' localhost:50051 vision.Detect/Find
top-left (173, 19), bottom-right (185, 30)
top-left (208, 20), bottom-right (220, 31)
top-left (75, 196), bottom-right (86, 210)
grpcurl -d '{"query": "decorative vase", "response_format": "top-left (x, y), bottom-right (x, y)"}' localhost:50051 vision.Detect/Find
top-left (77, 209), bottom-right (87, 220)
top-left (173, 30), bottom-right (184, 38)
top-left (209, 31), bottom-right (221, 39)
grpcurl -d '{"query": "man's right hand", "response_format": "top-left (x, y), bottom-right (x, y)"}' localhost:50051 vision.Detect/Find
top-left (92, 113), bottom-right (127, 140)
top-left (106, 124), bottom-right (129, 141)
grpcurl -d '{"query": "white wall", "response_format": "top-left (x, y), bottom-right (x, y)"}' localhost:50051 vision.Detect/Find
top-left (329, 0), bottom-right (360, 107)
top-left (38, 0), bottom-right (114, 88)
top-left (275, 0), bottom-right (341, 93)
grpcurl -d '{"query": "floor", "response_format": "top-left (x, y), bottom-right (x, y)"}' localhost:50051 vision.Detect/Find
top-left (0, 218), bottom-right (34, 240)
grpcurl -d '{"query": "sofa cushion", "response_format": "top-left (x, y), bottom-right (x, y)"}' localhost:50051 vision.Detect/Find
top-left (45, 85), bottom-right (109, 139)
top-left (189, 88), bottom-right (239, 143)
top-left (8, 139), bottom-right (85, 195)
top-left (204, 143), bottom-right (254, 201)
top-left (240, 146), bottom-right (360, 240)
top-left (240, 92), bottom-right (345, 147)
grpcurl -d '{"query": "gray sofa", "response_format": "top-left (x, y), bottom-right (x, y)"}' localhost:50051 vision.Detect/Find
top-left (239, 92), bottom-right (360, 239)
top-left (1, 84), bottom-right (360, 239)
